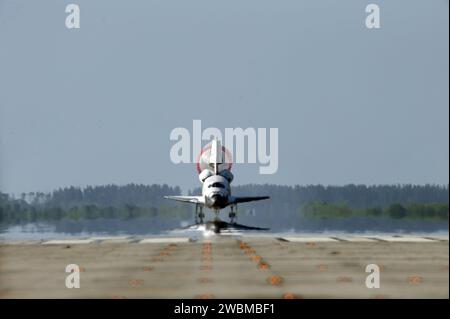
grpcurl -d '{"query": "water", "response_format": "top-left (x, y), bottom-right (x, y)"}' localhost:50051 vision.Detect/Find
top-left (0, 218), bottom-right (182, 241)
top-left (0, 219), bottom-right (448, 241)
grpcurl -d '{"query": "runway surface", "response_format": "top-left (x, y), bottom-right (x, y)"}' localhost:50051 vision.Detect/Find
top-left (0, 235), bottom-right (448, 298)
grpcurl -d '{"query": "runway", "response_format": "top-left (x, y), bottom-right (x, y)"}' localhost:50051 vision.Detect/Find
top-left (0, 235), bottom-right (448, 298)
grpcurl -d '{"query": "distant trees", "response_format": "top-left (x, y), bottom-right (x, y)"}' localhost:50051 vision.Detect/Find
top-left (0, 184), bottom-right (188, 225)
top-left (0, 200), bottom-right (190, 224)
top-left (229, 184), bottom-right (449, 209)
top-left (0, 183), bottom-right (448, 226)
top-left (387, 203), bottom-right (407, 219)
top-left (47, 184), bottom-right (181, 208)
top-left (301, 202), bottom-right (448, 220)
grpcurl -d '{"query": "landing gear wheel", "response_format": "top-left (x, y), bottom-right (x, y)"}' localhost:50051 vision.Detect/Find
top-left (195, 204), bottom-right (205, 224)
top-left (229, 205), bottom-right (237, 224)
top-left (199, 206), bottom-right (204, 224)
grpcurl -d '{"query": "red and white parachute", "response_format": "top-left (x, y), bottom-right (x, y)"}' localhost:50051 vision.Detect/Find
top-left (196, 141), bottom-right (233, 174)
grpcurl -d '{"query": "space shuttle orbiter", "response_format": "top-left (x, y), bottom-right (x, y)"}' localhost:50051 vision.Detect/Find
top-left (164, 139), bottom-right (269, 232)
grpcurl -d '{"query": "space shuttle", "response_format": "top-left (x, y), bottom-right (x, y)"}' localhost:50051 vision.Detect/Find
top-left (164, 139), bottom-right (269, 232)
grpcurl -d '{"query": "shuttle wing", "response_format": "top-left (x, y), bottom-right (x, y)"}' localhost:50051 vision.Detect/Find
top-left (164, 196), bottom-right (203, 204)
top-left (230, 196), bottom-right (270, 204)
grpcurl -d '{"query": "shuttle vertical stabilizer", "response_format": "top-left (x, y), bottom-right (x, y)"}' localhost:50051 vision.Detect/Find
top-left (209, 139), bottom-right (223, 174)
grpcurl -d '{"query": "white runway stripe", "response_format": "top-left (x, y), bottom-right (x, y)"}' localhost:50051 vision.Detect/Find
top-left (423, 236), bottom-right (449, 241)
top-left (88, 236), bottom-right (130, 241)
top-left (89, 236), bottom-right (134, 243)
top-left (332, 236), bottom-right (377, 242)
top-left (282, 237), bottom-right (339, 242)
top-left (138, 237), bottom-right (190, 244)
top-left (23, 235), bottom-right (448, 245)
top-left (368, 236), bottom-right (439, 242)
top-left (280, 236), bottom-right (445, 243)
top-left (42, 239), bottom-right (95, 245)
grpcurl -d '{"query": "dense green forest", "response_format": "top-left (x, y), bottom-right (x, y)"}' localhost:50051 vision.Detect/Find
top-left (0, 184), bottom-right (188, 224)
top-left (301, 202), bottom-right (448, 220)
top-left (18, 184), bottom-right (182, 209)
top-left (0, 184), bottom-right (448, 228)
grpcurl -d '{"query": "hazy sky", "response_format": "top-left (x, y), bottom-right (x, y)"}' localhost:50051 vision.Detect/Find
top-left (0, 0), bottom-right (448, 194)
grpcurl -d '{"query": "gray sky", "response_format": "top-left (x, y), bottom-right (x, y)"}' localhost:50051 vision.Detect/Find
top-left (0, 0), bottom-right (448, 194)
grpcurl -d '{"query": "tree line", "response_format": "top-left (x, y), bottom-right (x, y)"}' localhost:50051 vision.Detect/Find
top-left (0, 183), bottom-right (448, 225)
top-left (20, 184), bottom-right (181, 209)
top-left (301, 202), bottom-right (448, 220)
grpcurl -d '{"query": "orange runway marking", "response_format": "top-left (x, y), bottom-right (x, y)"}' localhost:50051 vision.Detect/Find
top-left (70, 267), bottom-right (86, 273)
top-left (199, 243), bottom-right (213, 270)
top-left (336, 276), bottom-right (353, 283)
top-left (258, 261), bottom-right (271, 270)
top-left (371, 294), bottom-right (388, 299)
top-left (408, 276), bottom-right (423, 285)
top-left (267, 275), bottom-right (284, 286)
top-left (199, 265), bottom-right (213, 271)
top-left (239, 242), bottom-right (250, 249)
top-left (317, 265), bottom-right (328, 272)
top-left (129, 279), bottom-right (144, 287)
top-left (283, 293), bottom-right (301, 299)
top-left (143, 266), bottom-right (153, 272)
top-left (251, 255), bottom-right (262, 263)
top-left (195, 244), bottom-right (214, 295)
top-left (195, 293), bottom-right (214, 299)
top-left (150, 243), bottom-right (180, 263)
top-left (198, 277), bottom-right (213, 284)
top-left (238, 240), bottom-right (285, 287)
top-left (306, 242), bottom-right (316, 248)
top-left (244, 249), bottom-right (256, 255)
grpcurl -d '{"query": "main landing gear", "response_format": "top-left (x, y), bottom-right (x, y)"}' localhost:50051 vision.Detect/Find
top-left (194, 204), bottom-right (238, 225)
top-left (195, 204), bottom-right (204, 224)
top-left (229, 204), bottom-right (237, 224)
